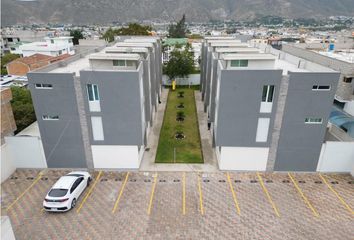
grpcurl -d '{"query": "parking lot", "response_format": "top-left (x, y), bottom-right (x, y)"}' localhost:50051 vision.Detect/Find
top-left (1, 170), bottom-right (354, 240)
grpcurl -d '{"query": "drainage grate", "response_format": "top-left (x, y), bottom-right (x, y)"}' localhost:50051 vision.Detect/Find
top-left (145, 148), bottom-right (150, 152)
top-left (115, 178), bottom-right (122, 182)
top-left (218, 180), bottom-right (226, 183)
top-left (159, 179), bottom-right (166, 182)
top-left (348, 181), bottom-right (354, 184)
top-left (330, 181), bottom-right (339, 184)
top-left (27, 177), bottom-right (34, 180)
top-left (173, 179), bottom-right (180, 182)
top-left (144, 179), bottom-right (151, 183)
top-left (130, 179), bottom-right (137, 182)
top-left (101, 178), bottom-right (108, 182)
top-left (265, 180), bottom-right (273, 183)
top-left (282, 180), bottom-right (290, 183)
top-left (203, 179), bottom-right (210, 183)
top-left (314, 181), bottom-right (322, 184)
top-left (10, 176), bottom-right (18, 180)
top-left (234, 180), bottom-right (241, 183)
top-left (41, 177), bottom-right (48, 181)
top-left (250, 180), bottom-right (258, 183)
top-left (298, 180), bottom-right (306, 184)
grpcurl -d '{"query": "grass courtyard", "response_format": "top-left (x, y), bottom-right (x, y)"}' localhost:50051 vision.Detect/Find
top-left (155, 87), bottom-right (203, 163)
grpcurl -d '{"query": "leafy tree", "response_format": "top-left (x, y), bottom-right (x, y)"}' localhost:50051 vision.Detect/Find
top-left (164, 43), bottom-right (194, 80)
top-left (70, 29), bottom-right (84, 45)
top-left (168, 14), bottom-right (187, 38)
top-left (1, 53), bottom-right (20, 75)
top-left (10, 87), bottom-right (36, 133)
top-left (102, 23), bottom-right (152, 43)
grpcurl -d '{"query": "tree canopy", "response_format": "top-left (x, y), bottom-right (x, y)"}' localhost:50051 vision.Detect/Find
top-left (1, 53), bottom-right (20, 75)
top-left (70, 29), bottom-right (84, 45)
top-left (102, 23), bottom-right (152, 42)
top-left (168, 14), bottom-right (187, 38)
top-left (164, 43), bottom-right (194, 80)
top-left (10, 86), bottom-right (36, 133)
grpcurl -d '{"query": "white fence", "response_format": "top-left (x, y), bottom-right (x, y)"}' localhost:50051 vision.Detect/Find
top-left (163, 74), bottom-right (200, 86)
top-left (317, 141), bottom-right (354, 173)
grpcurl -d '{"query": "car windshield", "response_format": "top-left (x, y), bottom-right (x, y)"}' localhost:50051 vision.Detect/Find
top-left (66, 174), bottom-right (84, 177)
top-left (48, 188), bottom-right (68, 197)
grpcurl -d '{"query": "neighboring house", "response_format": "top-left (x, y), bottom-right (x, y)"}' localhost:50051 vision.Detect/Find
top-left (281, 43), bottom-right (354, 117)
top-left (27, 37), bottom-right (162, 169)
top-left (9, 41), bottom-right (32, 55)
top-left (6, 53), bottom-right (70, 76)
top-left (201, 37), bottom-right (341, 172)
top-left (1, 35), bottom-right (21, 54)
top-left (1, 88), bottom-right (17, 144)
top-left (19, 36), bottom-right (75, 57)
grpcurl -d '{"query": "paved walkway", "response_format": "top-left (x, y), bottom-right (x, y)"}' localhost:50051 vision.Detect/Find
top-left (140, 88), bottom-right (218, 172)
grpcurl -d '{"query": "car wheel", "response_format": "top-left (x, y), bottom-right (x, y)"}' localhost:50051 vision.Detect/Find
top-left (87, 177), bottom-right (92, 187)
top-left (71, 198), bottom-right (77, 209)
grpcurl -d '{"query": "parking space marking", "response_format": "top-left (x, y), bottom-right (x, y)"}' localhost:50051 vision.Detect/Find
top-left (112, 172), bottom-right (130, 214)
top-left (319, 174), bottom-right (354, 215)
top-left (226, 173), bottom-right (241, 215)
top-left (6, 171), bottom-right (43, 211)
top-left (182, 172), bottom-right (186, 215)
top-left (288, 173), bottom-right (319, 217)
top-left (197, 174), bottom-right (204, 215)
top-left (76, 171), bottom-right (103, 214)
top-left (257, 172), bottom-right (280, 217)
top-left (147, 173), bottom-right (158, 215)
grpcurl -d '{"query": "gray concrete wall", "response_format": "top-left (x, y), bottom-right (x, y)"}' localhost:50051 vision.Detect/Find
top-left (27, 72), bottom-right (87, 168)
top-left (80, 70), bottom-right (144, 146)
top-left (208, 58), bottom-right (219, 121)
top-left (215, 69), bottom-right (282, 147)
top-left (274, 72), bottom-right (340, 171)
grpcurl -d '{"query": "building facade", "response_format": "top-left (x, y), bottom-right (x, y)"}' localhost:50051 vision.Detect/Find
top-left (27, 37), bottom-right (162, 169)
top-left (201, 37), bottom-right (340, 171)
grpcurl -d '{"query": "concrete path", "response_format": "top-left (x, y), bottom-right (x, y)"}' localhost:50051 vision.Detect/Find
top-left (139, 88), bottom-right (218, 172)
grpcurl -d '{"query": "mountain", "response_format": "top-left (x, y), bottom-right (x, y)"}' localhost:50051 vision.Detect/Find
top-left (2, 0), bottom-right (354, 26)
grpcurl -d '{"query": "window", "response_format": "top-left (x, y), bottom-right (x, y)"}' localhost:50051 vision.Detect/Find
top-left (256, 118), bottom-right (270, 142)
top-left (343, 77), bottom-right (352, 83)
top-left (10, 47), bottom-right (16, 50)
top-left (48, 189), bottom-right (68, 197)
top-left (50, 39), bottom-right (54, 44)
top-left (262, 85), bottom-right (275, 102)
top-left (230, 59), bottom-right (248, 67)
top-left (59, 50), bottom-right (62, 55)
top-left (35, 83), bottom-right (53, 89)
top-left (312, 85), bottom-right (330, 91)
top-left (305, 118), bottom-right (323, 124)
top-left (91, 116), bottom-right (104, 140)
top-left (87, 84), bottom-right (99, 101)
top-left (70, 177), bottom-right (83, 193)
top-left (113, 60), bottom-right (126, 67)
top-left (42, 115), bottom-right (59, 120)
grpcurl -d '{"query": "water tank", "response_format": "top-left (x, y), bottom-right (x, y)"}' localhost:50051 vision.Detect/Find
top-left (328, 43), bottom-right (335, 51)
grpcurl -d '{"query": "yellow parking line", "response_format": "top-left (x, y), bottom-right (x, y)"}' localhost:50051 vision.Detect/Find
top-left (182, 172), bottom-right (186, 215)
top-left (226, 173), bottom-right (241, 215)
top-left (76, 171), bottom-right (102, 214)
top-left (147, 173), bottom-right (158, 215)
top-left (257, 172), bottom-right (280, 217)
top-left (288, 173), bottom-right (319, 217)
top-left (112, 172), bottom-right (130, 214)
top-left (6, 171), bottom-right (43, 211)
top-left (319, 174), bottom-right (354, 215)
top-left (197, 174), bottom-right (204, 215)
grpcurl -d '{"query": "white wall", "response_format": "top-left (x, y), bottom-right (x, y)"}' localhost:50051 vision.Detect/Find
top-left (91, 145), bottom-right (140, 169)
top-left (317, 141), bottom-right (354, 172)
top-left (219, 146), bottom-right (269, 171)
top-left (344, 100), bottom-right (354, 116)
top-left (1, 144), bottom-right (16, 183)
top-left (1, 216), bottom-right (16, 240)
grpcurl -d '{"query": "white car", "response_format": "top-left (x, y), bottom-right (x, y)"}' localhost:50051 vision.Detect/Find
top-left (43, 171), bottom-right (92, 212)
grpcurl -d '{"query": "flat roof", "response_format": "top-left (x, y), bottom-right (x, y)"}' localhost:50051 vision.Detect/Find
top-left (222, 53), bottom-right (275, 60)
top-left (115, 42), bottom-right (154, 48)
top-left (89, 53), bottom-right (141, 61)
top-left (215, 47), bottom-right (260, 53)
top-left (124, 38), bottom-right (158, 43)
top-left (210, 42), bottom-right (248, 47)
top-left (204, 36), bottom-right (236, 40)
top-left (105, 47), bottom-right (148, 53)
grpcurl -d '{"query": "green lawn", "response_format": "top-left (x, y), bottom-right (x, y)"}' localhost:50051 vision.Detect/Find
top-left (155, 87), bottom-right (203, 163)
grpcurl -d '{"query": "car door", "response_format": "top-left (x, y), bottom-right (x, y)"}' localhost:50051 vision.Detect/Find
top-left (70, 177), bottom-right (83, 199)
top-left (74, 177), bottom-right (86, 197)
